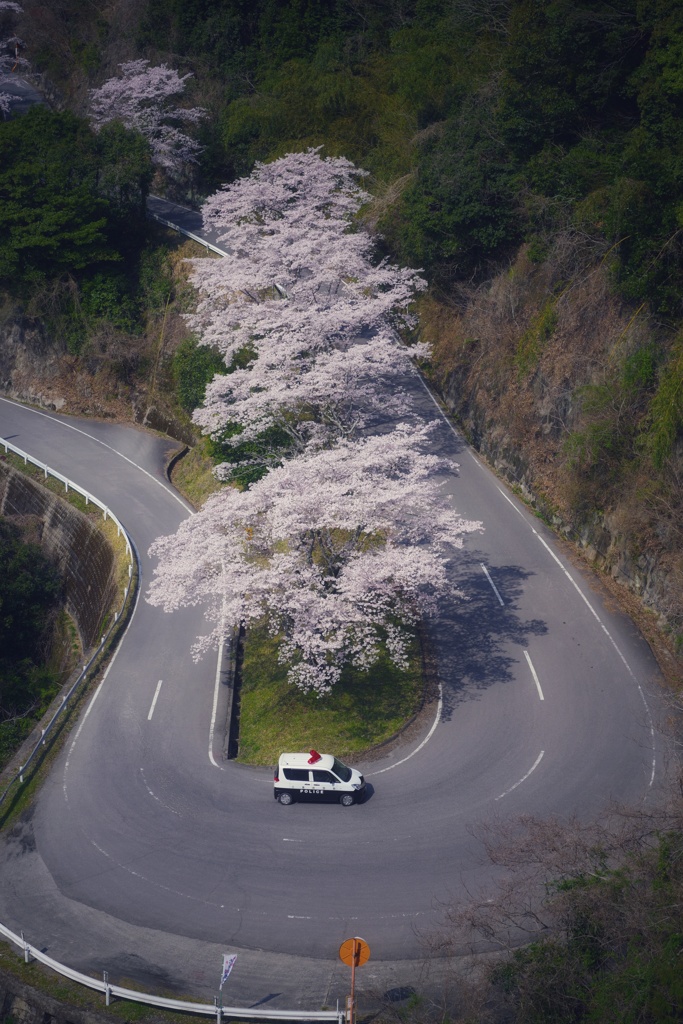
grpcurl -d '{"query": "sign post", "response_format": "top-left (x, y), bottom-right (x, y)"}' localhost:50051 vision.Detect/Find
top-left (339, 937), bottom-right (370, 1024)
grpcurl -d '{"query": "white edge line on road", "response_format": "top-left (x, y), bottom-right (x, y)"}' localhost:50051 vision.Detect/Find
top-left (524, 650), bottom-right (544, 701)
top-left (481, 563), bottom-right (505, 605)
top-left (413, 371), bottom-right (462, 439)
top-left (367, 681), bottom-right (443, 776)
top-left (409, 376), bottom-right (655, 790)
top-left (63, 582), bottom-right (142, 800)
top-left (148, 680), bottom-right (163, 720)
top-left (496, 751), bottom-right (545, 801)
top-left (139, 767), bottom-right (182, 816)
top-left (0, 396), bottom-right (193, 512)
top-left (209, 637), bottom-right (226, 769)
top-left (495, 484), bottom-right (656, 787)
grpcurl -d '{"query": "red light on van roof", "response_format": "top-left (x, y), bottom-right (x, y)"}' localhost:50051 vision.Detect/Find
top-left (308, 750), bottom-right (322, 764)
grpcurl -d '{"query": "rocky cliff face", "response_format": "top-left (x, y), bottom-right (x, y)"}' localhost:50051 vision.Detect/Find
top-left (0, 966), bottom-right (112, 1024)
top-left (0, 305), bottom-right (193, 444)
top-left (0, 310), bottom-right (68, 412)
top-left (421, 245), bottom-right (683, 675)
top-left (0, 305), bottom-right (146, 419)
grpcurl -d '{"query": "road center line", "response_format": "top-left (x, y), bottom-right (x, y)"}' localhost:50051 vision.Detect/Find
top-left (496, 750), bottom-right (545, 801)
top-left (481, 563), bottom-right (504, 605)
top-left (148, 679), bottom-right (163, 720)
top-left (524, 650), bottom-right (544, 701)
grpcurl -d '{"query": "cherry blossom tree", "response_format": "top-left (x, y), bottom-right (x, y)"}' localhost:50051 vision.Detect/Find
top-left (185, 150), bottom-right (427, 473)
top-left (148, 149), bottom-right (481, 692)
top-left (194, 330), bottom-right (425, 474)
top-left (89, 60), bottom-right (204, 172)
top-left (0, 2), bottom-right (26, 118)
top-left (148, 425), bottom-right (481, 692)
top-left (186, 149), bottom-right (425, 365)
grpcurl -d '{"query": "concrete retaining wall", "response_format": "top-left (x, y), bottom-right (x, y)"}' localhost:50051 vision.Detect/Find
top-left (0, 464), bottom-right (117, 650)
top-left (0, 966), bottom-right (111, 1024)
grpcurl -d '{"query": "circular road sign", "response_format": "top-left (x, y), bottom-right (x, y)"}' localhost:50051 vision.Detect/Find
top-left (339, 937), bottom-right (371, 967)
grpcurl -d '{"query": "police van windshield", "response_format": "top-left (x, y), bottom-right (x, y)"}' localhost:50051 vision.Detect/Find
top-left (332, 757), bottom-right (352, 782)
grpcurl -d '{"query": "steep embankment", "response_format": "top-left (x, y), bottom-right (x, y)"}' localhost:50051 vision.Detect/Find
top-left (0, 233), bottom-right (203, 442)
top-left (0, 463), bottom-right (118, 650)
top-left (420, 243), bottom-right (683, 679)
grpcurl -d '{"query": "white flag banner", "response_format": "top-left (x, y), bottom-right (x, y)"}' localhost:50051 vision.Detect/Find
top-left (220, 953), bottom-right (237, 989)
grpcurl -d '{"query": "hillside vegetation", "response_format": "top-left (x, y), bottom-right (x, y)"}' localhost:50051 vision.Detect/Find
top-left (3, 0), bottom-right (679, 657)
top-left (1, 2), bottom-right (683, 1019)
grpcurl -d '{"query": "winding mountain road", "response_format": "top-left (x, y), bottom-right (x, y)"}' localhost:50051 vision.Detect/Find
top-left (0, 203), bottom-right (672, 1009)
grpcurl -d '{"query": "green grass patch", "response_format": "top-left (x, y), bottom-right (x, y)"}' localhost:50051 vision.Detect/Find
top-left (0, 941), bottom-right (246, 1024)
top-left (515, 301), bottom-right (558, 377)
top-left (170, 441), bottom-right (225, 509)
top-left (237, 624), bottom-right (423, 765)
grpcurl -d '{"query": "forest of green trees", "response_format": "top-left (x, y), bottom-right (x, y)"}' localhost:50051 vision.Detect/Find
top-left (8, 0), bottom-right (683, 314)
top-left (135, 0), bottom-right (683, 314)
top-left (2, 0), bottom-right (680, 471)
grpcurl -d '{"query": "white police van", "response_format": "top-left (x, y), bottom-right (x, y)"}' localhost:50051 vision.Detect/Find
top-left (274, 751), bottom-right (366, 806)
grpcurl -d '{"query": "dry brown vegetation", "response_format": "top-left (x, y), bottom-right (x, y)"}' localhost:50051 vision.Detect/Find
top-left (419, 237), bottom-right (683, 678)
top-left (371, 796), bottom-right (683, 1024)
top-left (0, 232), bottom-right (207, 429)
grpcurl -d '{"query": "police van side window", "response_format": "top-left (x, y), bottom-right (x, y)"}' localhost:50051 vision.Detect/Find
top-left (283, 769), bottom-right (309, 781)
top-left (312, 770), bottom-right (335, 783)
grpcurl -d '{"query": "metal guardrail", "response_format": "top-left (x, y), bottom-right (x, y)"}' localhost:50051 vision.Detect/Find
top-left (0, 437), bottom-right (137, 807)
top-left (0, 921), bottom-right (343, 1023)
top-left (146, 197), bottom-right (229, 258)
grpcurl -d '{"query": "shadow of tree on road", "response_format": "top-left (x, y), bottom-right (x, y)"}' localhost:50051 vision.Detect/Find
top-left (430, 552), bottom-right (547, 722)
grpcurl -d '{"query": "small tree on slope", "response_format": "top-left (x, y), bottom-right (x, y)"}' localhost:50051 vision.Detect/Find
top-left (0, 2), bottom-right (27, 117)
top-left (89, 59), bottom-right (204, 173)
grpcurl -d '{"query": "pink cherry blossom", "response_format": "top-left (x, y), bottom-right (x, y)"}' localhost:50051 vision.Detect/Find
top-left (0, 2), bottom-right (27, 114)
top-left (148, 425), bottom-right (481, 693)
top-left (184, 150), bottom-right (427, 468)
top-left (147, 150), bottom-right (481, 692)
top-left (88, 60), bottom-right (205, 172)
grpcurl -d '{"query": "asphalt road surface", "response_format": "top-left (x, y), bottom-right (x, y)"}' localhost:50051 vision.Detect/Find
top-left (0, 385), bottom-right (671, 1008)
top-left (0, 75), bottom-right (46, 117)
